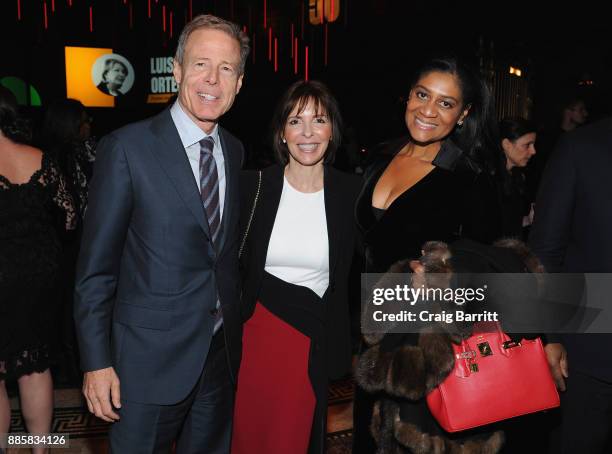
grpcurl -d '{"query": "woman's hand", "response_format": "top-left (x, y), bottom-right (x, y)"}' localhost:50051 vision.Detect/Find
top-left (545, 342), bottom-right (569, 391)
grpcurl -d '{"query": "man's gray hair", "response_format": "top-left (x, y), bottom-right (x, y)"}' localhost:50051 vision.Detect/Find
top-left (174, 14), bottom-right (250, 75)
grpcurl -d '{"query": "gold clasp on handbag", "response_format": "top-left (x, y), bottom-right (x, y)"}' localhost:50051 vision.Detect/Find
top-left (469, 363), bottom-right (479, 372)
top-left (477, 341), bottom-right (493, 357)
top-left (502, 340), bottom-right (522, 349)
top-left (456, 351), bottom-right (477, 360)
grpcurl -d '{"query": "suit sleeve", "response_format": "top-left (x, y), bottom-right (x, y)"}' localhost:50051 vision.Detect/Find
top-left (529, 136), bottom-right (576, 272)
top-left (74, 133), bottom-right (133, 372)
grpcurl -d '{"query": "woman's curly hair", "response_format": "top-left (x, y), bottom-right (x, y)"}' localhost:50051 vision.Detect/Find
top-left (0, 86), bottom-right (32, 144)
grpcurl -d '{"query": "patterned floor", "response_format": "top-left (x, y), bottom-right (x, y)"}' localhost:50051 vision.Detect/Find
top-left (7, 378), bottom-right (355, 453)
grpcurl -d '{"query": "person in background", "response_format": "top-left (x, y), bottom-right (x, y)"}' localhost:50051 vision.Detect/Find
top-left (526, 92), bottom-right (588, 203)
top-left (0, 87), bottom-right (76, 454)
top-left (232, 80), bottom-right (360, 454)
top-left (41, 98), bottom-right (96, 223)
top-left (498, 117), bottom-right (537, 239)
top-left (352, 56), bottom-right (502, 454)
top-left (560, 96), bottom-right (589, 133)
top-left (40, 98), bottom-right (97, 385)
top-left (530, 116), bottom-right (612, 453)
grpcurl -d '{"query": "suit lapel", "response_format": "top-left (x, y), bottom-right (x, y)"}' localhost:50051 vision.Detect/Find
top-left (324, 166), bottom-right (341, 282)
top-left (149, 110), bottom-right (211, 240)
top-left (216, 128), bottom-right (235, 254)
top-left (255, 166), bottom-right (284, 272)
top-left (355, 137), bottom-right (407, 234)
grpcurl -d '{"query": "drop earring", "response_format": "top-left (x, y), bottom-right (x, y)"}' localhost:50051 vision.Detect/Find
top-left (282, 138), bottom-right (286, 143)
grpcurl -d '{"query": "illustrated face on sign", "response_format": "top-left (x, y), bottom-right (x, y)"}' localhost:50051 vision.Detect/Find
top-left (104, 61), bottom-right (128, 90)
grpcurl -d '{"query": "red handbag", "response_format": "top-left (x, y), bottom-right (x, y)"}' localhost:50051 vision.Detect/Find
top-left (426, 322), bottom-right (560, 432)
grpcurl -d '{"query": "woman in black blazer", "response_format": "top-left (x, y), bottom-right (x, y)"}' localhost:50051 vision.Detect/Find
top-left (232, 80), bottom-right (360, 454)
top-left (352, 56), bottom-right (503, 453)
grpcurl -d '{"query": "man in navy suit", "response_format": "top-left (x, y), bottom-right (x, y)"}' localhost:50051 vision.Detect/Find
top-left (74, 14), bottom-right (249, 453)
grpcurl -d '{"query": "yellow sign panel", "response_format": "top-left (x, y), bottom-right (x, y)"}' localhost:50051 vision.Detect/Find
top-left (65, 46), bottom-right (114, 107)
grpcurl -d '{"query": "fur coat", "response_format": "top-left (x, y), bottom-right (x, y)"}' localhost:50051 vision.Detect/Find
top-left (355, 243), bottom-right (506, 454)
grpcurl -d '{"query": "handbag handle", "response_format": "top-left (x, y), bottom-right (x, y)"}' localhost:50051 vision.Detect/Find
top-left (238, 170), bottom-right (262, 259)
top-left (455, 322), bottom-right (519, 377)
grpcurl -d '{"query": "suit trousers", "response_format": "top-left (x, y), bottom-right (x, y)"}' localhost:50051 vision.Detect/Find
top-left (549, 370), bottom-right (612, 454)
top-left (109, 329), bottom-right (233, 454)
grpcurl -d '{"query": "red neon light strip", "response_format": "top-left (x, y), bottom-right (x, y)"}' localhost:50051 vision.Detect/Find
top-left (129, 2), bottom-right (133, 28)
top-left (243, 25), bottom-right (247, 33)
top-left (51, 0), bottom-right (55, 13)
top-left (189, 0), bottom-right (193, 21)
top-left (89, 6), bottom-right (93, 32)
top-left (305, 46), bottom-right (309, 81)
top-left (290, 23), bottom-right (294, 58)
top-left (321, 0), bottom-right (325, 24)
top-left (294, 38), bottom-right (298, 74)
top-left (148, 0), bottom-right (151, 19)
top-left (274, 38), bottom-right (278, 72)
top-left (331, 0), bottom-right (335, 19)
top-left (263, 0), bottom-right (267, 29)
top-left (268, 27), bottom-right (272, 61)
top-left (44, 2), bottom-right (48, 29)
top-left (17, 0), bottom-right (21, 20)
top-left (170, 11), bottom-right (173, 37)
top-left (68, 0), bottom-right (72, 6)
top-left (162, 5), bottom-right (166, 32)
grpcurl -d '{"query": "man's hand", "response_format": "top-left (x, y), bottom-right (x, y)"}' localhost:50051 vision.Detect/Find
top-left (545, 343), bottom-right (569, 392)
top-left (82, 367), bottom-right (122, 422)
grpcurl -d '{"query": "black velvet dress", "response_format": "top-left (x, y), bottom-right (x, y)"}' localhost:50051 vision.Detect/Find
top-left (0, 153), bottom-right (75, 380)
top-left (352, 137), bottom-right (502, 453)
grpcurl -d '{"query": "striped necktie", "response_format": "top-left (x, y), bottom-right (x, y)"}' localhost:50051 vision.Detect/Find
top-left (199, 136), bottom-right (223, 333)
top-left (199, 136), bottom-right (221, 244)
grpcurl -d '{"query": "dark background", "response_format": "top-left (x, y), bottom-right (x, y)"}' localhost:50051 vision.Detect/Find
top-left (2, 0), bottom-right (611, 157)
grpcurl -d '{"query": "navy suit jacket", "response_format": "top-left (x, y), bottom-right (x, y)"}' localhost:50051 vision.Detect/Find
top-left (74, 108), bottom-right (243, 405)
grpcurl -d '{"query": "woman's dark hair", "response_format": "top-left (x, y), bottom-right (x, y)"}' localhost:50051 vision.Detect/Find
top-left (41, 98), bottom-right (87, 147)
top-left (498, 117), bottom-right (537, 196)
top-left (0, 86), bottom-right (32, 144)
top-left (410, 56), bottom-right (499, 173)
top-left (499, 117), bottom-right (537, 143)
top-left (270, 80), bottom-right (343, 165)
top-left (41, 99), bottom-right (89, 222)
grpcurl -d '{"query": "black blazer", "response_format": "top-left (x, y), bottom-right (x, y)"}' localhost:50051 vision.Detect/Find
top-left (356, 136), bottom-right (502, 273)
top-left (74, 108), bottom-right (244, 405)
top-left (530, 117), bottom-right (612, 380)
top-left (239, 164), bottom-right (361, 379)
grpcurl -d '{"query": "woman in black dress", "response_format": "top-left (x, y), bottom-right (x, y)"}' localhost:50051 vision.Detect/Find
top-left (0, 88), bottom-right (75, 451)
top-left (232, 80), bottom-right (360, 454)
top-left (41, 99), bottom-right (97, 383)
top-left (352, 57), bottom-right (503, 453)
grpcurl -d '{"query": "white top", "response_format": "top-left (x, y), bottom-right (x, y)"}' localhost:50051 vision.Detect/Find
top-left (170, 100), bottom-right (226, 219)
top-left (265, 177), bottom-right (329, 298)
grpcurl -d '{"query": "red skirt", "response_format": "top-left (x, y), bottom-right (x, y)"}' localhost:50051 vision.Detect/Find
top-left (232, 301), bottom-right (316, 454)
